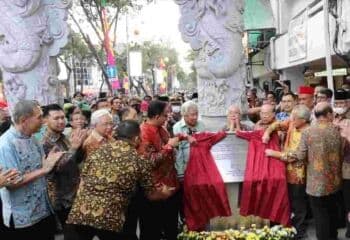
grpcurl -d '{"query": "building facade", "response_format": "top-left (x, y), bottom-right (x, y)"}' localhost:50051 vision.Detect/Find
top-left (246, 0), bottom-right (350, 92)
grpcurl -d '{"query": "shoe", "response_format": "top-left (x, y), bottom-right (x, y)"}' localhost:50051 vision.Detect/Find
top-left (295, 233), bottom-right (308, 240)
top-left (346, 230), bottom-right (350, 238)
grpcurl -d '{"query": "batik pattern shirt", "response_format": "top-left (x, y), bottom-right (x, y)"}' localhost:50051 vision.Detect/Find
top-left (67, 141), bottom-right (154, 232)
top-left (42, 131), bottom-right (80, 211)
top-left (276, 112), bottom-right (290, 121)
top-left (343, 141), bottom-right (350, 179)
top-left (82, 130), bottom-right (114, 160)
top-left (138, 122), bottom-right (179, 192)
top-left (267, 121), bottom-right (307, 184)
top-left (284, 128), bottom-right (305, 184)
top-left (286, 122), bottom-right (343, 196)
top-left (339, 110), bottom-right (350, 179)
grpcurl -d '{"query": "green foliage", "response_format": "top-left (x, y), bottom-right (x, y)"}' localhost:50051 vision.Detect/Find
top-left (129, 41), bottom-right (179, 71)
top-left (61, 32), bottom-right (91, 61)
top-left (181, 49), bottom-right (199, 89)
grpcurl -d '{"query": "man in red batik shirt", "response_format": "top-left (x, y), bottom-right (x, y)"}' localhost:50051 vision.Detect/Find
top-left (137, 100), bottom-right (183, 240)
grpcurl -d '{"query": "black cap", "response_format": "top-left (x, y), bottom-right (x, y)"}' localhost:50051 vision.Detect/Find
top-left (158, 95), bottom-right (169, 102)
top-left (334, 89), bottom-right (350, 100)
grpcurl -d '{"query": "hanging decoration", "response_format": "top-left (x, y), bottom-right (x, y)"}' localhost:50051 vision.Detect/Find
top-left (101, 0), bottom-right (119, 90)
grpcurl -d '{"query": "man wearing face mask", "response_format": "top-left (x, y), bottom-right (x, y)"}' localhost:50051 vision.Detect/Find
top-left (333, 89), bottom-right (350, 237)
top-left (334, 89), bottom-right (350, 121)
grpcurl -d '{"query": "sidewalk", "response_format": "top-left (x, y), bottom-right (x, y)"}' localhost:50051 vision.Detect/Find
top-left (307, 226), bottom-right (347, 240)
top-left (55, 226), bottom-right (348, 240)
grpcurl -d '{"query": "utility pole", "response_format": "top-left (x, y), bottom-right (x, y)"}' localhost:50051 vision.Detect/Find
top-left (151, 64), bottom-right (156, 96)
top-left (126, 12), bottom-right (131, 95)
top-left (323, 0), bottom-right (334, 95)
top-left (72, 36), bottom-right (77, 94)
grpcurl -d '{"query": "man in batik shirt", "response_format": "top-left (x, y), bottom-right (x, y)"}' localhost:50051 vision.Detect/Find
top-left (42, 104), bottom-right (87, 228)
top-left (268, 102), bottom-right (342, 240)
top-left (82, 109), bottom-right (114, 158)
top-left (137, 100), bottom-right (182, 240)
top-left (276, 93), bottom-right (297, 121)
top-left (264, 105), bottom-right (311, 239)
top-left (66, 120), bottom-right (172, 240)
top-left (333, 89), bottom-right (350, 237)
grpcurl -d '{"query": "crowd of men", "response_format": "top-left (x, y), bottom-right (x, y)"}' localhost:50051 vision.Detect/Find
top-left (0, 83), bottom-right (349, 240)
top-left (244, 84), bottom-right (350, 240)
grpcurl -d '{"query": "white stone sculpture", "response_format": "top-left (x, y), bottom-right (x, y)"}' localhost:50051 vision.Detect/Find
top-left (175, 0), bottom-right (246, 116)
top-left (0, 0), bottom-right (71, 110)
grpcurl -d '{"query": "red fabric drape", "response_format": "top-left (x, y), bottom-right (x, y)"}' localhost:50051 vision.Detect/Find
top-left (236, 130), bottom-right (291, 226)
top-left (184, 131), bottom-right (232, 231)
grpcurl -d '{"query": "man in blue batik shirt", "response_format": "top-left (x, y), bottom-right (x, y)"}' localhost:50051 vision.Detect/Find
top-left (276, 93), bottom-right (297, 121)
top-left (0, 100), bottom-right (63, 239)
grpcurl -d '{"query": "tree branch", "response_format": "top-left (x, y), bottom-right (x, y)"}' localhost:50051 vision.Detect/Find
top-left (79, 0), bottom-right (104, 43)
top-left (111, 10), bottom-right (120, 49)
top-left (69, 12), bottom-right (112, 93)
top-left (93, 0), bottom-right (106, 35)
top-left (58, 56), bottom-right (72, 97)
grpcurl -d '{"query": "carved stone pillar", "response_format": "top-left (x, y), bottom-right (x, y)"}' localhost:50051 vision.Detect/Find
top-left (176, 0), bottom-right (247, 130)
top-left (175, 0), bottom-right (267, 230)
top-left (0, 0), bottom-right (71, 110)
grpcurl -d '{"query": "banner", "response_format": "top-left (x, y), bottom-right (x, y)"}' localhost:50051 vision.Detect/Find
top-left (101, 0), bottom-right (117, 85)
top-left (129, 51), bottom-right (142, 77)
top-left (288, 11), bottom-right (307, 62)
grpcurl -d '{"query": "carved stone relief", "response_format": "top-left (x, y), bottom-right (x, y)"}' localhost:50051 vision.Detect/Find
top-left (0, 0), bottom-right (71, 110)
top-left (175, 0), bottom-right (246, 116)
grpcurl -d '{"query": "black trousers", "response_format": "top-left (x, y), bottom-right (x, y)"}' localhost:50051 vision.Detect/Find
top-left (122, 188), bottom-right (142, 239)
top-left (56, 208), bottom-right (71, 225)
top-left (53, 207), bottom-right (71, 233)
top-left (309, 192), bottom-right (338, 240)
top-left (0, 198), bottom-right (8, 234)
top-left (139, 190), bottom-right (180, 240)
top-left (288, 184), bottom-right (308, 238)
top-left (5, 215), bottom-right (56, 240)
top-left (64, 224), bottom-right (136, 240)
top-left (343, 179), bottom-right (350, 234)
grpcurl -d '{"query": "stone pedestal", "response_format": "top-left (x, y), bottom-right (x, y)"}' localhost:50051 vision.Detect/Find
top-left (210, 184), bottom-right (269, 230)
top-left (0, 0), bottom-right (71, 111)
top-left (176, 0), bottom-right (269, 230)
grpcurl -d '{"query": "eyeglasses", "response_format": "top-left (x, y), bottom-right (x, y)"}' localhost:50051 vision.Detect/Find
top-left (100, 122), bottom-right (114, 127)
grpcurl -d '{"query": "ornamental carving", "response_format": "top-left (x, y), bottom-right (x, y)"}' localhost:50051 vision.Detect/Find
top-left (0, 0), bottom-right (71, 110)
top-left (175, 0), bottom-right (246, 116)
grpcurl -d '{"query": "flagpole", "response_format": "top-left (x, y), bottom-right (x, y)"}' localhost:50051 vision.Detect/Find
top-left (126, 12), bottom-right (131, 92)
top-left (323, 0), bottom-right (334, 96)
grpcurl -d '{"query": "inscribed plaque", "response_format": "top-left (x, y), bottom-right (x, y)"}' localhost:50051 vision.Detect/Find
top-left (211, 132), bottom-right (248, 183)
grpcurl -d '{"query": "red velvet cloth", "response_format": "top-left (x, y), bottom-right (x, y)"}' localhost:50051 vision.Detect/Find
top-left (236, 130), bottom-right (291, 226)
top-left (184, 131), bottom-right (232, 231)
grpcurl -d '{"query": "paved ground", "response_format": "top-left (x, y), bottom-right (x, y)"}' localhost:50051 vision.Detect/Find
top-left (306, 226), bottom-right (347, 240)
top-left (55, 226), bottom-right (349, 240)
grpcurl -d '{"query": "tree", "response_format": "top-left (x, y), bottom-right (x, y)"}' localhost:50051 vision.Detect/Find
top-left (59, 32), bottom-right (92, 96)
top-left (129, 41), bottom-right (186, 95)
top-left (184, 50), bottom-right (198, 90)
top-left (68, 0), bottom-right (152, 94)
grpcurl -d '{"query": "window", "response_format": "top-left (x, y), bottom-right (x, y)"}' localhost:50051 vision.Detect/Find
top-left (73, 59), bottom-right (93, 86)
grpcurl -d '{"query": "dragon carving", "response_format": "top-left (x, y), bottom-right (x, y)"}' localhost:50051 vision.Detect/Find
top-left (175, 0), bottom-right (246, 116)
top-left (0, 0), bottom-right (71, 110)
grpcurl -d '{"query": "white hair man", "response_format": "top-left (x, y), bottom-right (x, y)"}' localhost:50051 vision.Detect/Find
top-left (264, 105), bottom-right (311, 239)
top-left (173, 101), bottom-right (205, 180)
top-left (82, 109), bottom-right (114, 157)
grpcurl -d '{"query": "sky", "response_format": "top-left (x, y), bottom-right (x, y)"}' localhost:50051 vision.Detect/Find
top-left (115, 0), bottom-right (192, 73)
